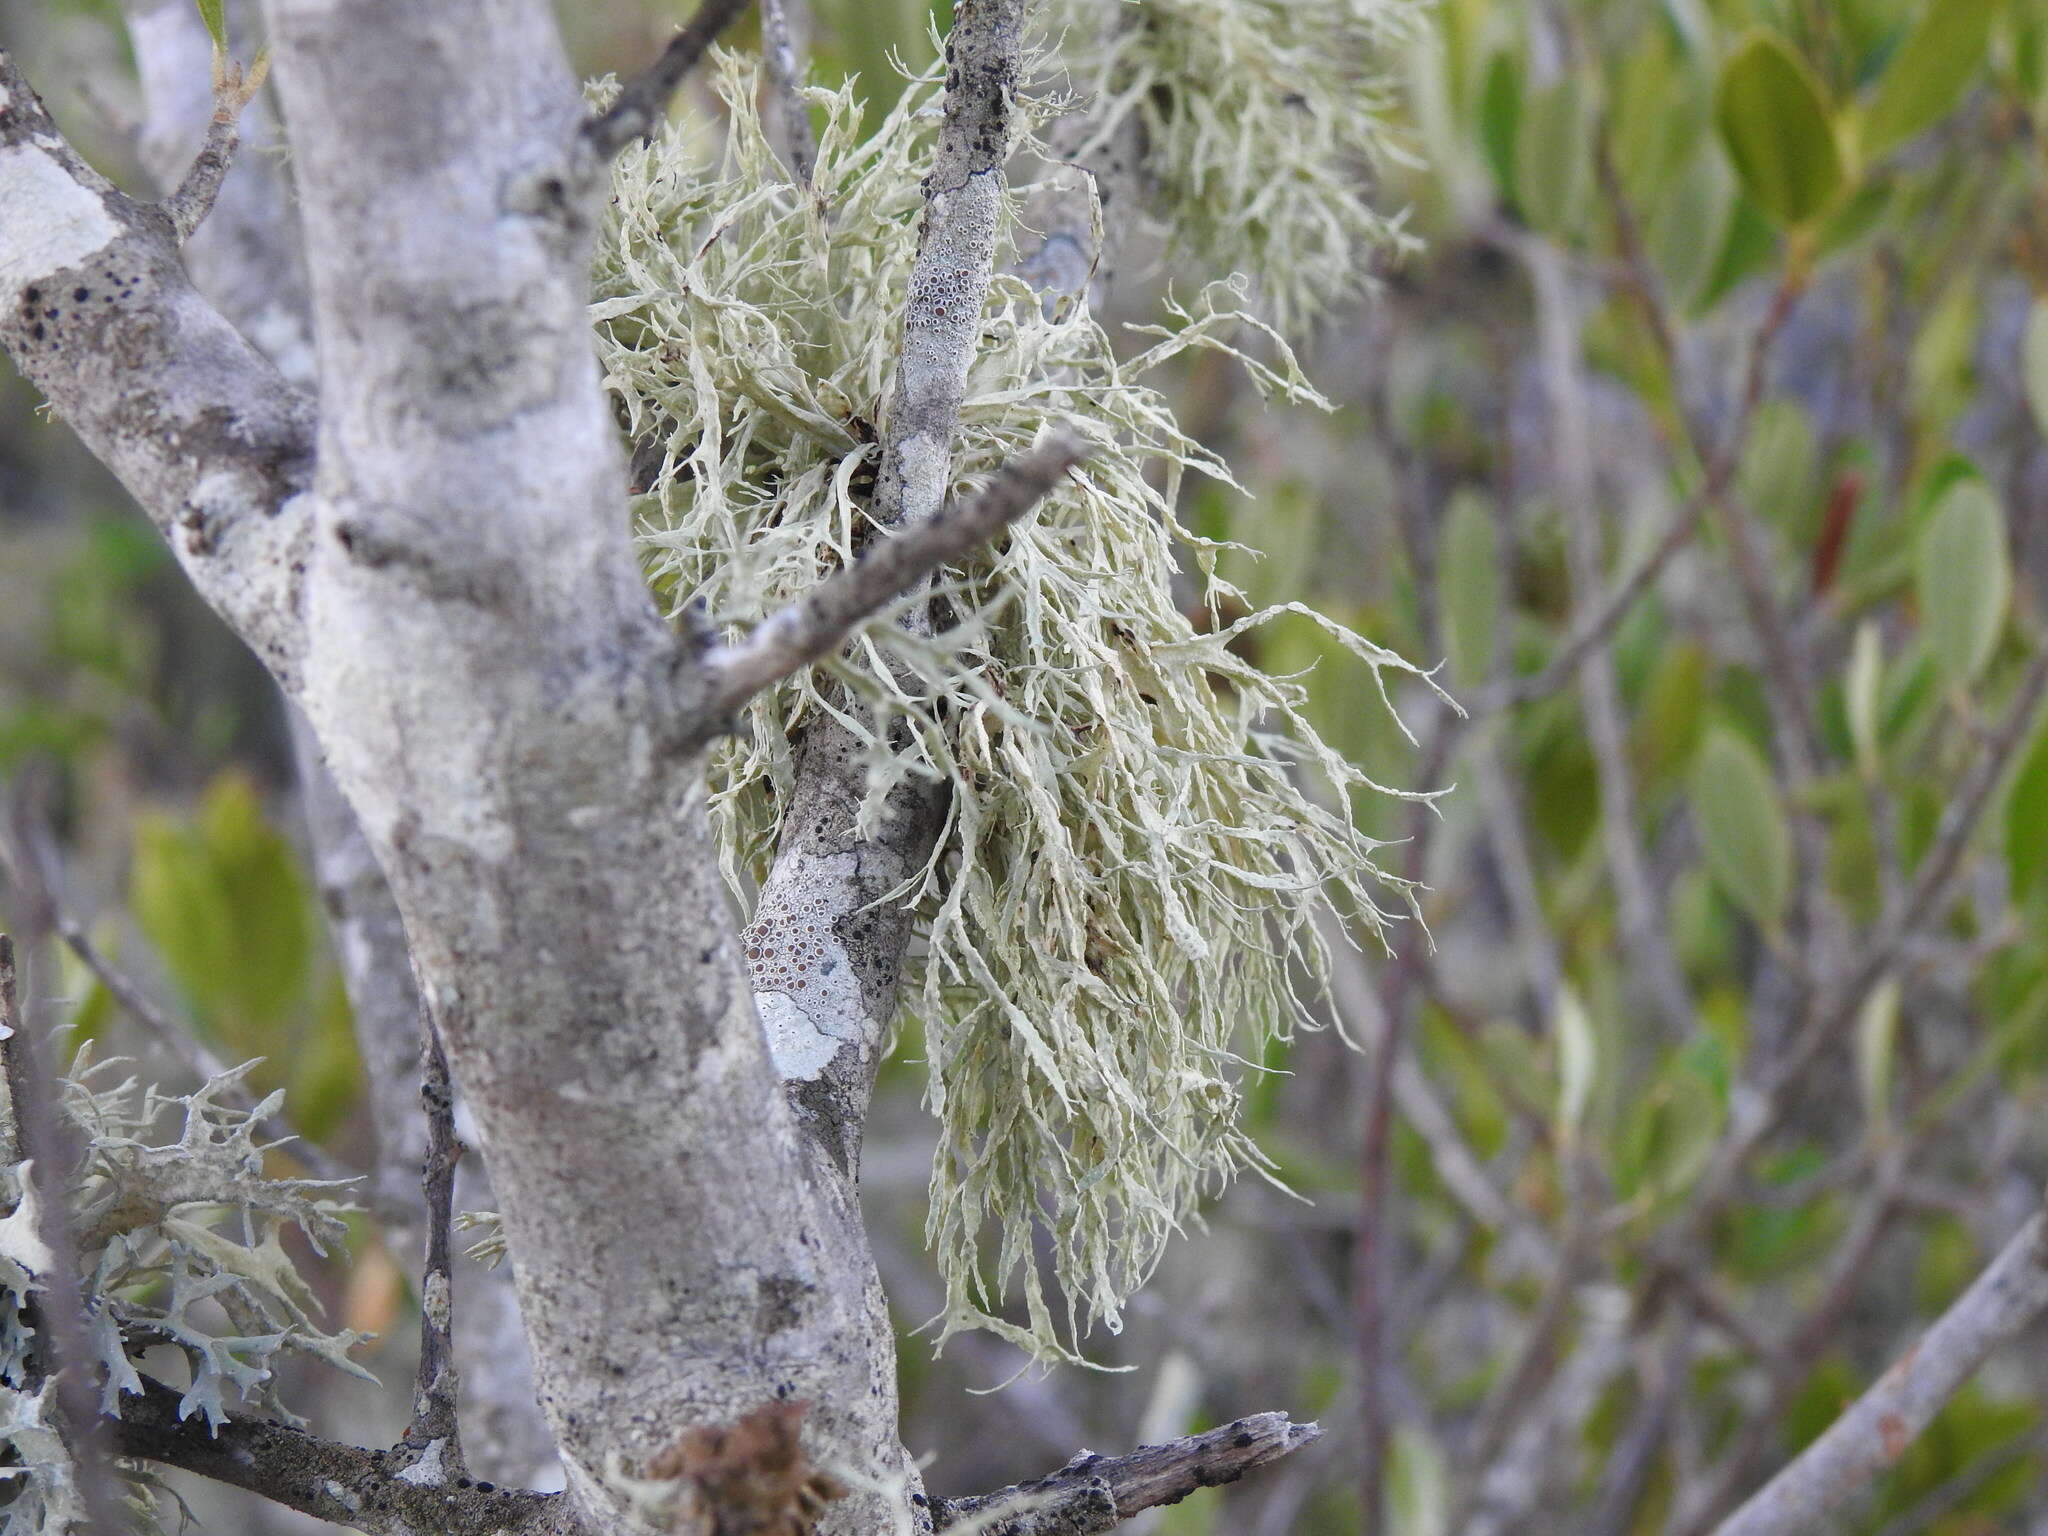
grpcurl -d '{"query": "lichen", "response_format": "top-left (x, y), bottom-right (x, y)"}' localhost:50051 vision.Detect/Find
top-left (1, 1051), bottom-right (370, 1534)
top-left (1038, 0), bottom-right (1427, 336)
top-left (593, 50), bottom-right (1443, 1364)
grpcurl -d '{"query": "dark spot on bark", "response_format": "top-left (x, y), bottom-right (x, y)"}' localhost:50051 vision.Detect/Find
top-left (1233, 1432), bottom-right (1254, 1447)
top-left (755, 1273), bottom-right (809, 1334)
top-left (29, 323), bottom-right (43, 341)
top-left (23, 288), bottom-right (38, 303)
top-left (72, 288), bottom-right (88, 302)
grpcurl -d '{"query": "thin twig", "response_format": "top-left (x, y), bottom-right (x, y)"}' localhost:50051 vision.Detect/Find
top-left (929, 1413), bottom-right (1321, 1533)
top-left (583, 0), bottom-right (754, 157)
top-left (396, 1011), bottom-right (465, 1478)
top-left (0, 806), bottom-right (351, 1184)
top-left (759, 0), bottom-right (817, 185)
top-left (1356, 715), bottom-right (1460, 1536)
top-left (162, 51), bottom-right (271, 242)
top-left (1713, 1207), bottom-right (2048, 1536)
top-left (1477, 486), bottom-right (1712, 713)
top-left (1522, 235), bottom-right (1693, 1037)
top-left (698, 435), bottom-right (1085, 716)
top-left (1679, 645), bottom-right (2048, 1242)
top-left (0, 934), bottom-right (127, 1536)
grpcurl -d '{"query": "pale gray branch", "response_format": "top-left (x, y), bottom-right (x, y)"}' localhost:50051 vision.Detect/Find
top-left (0, 50), bottom-right (314, 688)
top-left (1714, 1209), bottom-right (2048, 1536)
top-left (760, 0), bottom-right (817, 184)
top-left (700, 435), bottom-right (1083, 717)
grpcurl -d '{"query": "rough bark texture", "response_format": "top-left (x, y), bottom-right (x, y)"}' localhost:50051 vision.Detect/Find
top-left (0, 56), bottom-right (313, 687)
top-left (120, 0), bottom-right (557, 1480)
top-left (113, 1376), bottom-right (569, 1536)
top-left (747, 0), bottom-right (1025, 1177)
top-left (254, 1), bottom-right (898, 1526)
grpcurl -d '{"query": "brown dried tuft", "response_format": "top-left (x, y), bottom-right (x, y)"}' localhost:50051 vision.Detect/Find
top-left (646, 1400), bottom-right (848, 1536)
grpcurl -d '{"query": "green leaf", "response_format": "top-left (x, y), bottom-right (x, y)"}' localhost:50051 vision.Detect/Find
top-left (1515, 76), bottom-right (1590, 237)
top-left (1690, 727), bottom-right (1792, 930)
top-left (1477, 49), bottom-right (1522, 204)
top-left (1863, 0), bottom-right (2001, 156)
top-left (1856, 976), bottom-right (1901, 1131)
top-left (2005, 713), bottom-right (2048, 900)
top-left (1847, 619), bottom-right (1883, 778)
top-left (1554, 985), bottom-right (1597, 1142)
top-left (2023, 297), bottom-right (2048, 439)
top-left (1714, 29), bottom-right (1847, 228)
top-left (194, 0), bottom-right (227, 50)
top-left (1438, 489), bottom-right (1499, 690)
top-left (1915, 476), bottom-right (2010, 688)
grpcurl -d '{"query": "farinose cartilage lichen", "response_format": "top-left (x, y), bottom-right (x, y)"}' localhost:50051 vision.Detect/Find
top-left (0, 1053), bottom-right (369, 1534)
top-left (1039, 0), bottom-right (1428, 336)
top-left (593, 49), bottom-right (1444, 1363)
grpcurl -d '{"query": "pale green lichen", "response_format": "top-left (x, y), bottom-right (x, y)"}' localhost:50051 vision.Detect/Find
top-left (593, 51), bottom-right (1443, 1363)
top-left (1039, 0), bottom-right (1427, 336)
top-left (1, 1052), bottom-right (369, 1534)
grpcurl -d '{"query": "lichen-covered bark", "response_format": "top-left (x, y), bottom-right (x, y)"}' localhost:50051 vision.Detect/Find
top-left (740, 13), bottom-right (1026, 1507)
top-left (748, 0), bottom-right (1025, 1168)
top-left (0, 56), bottom-right (313, 687)
top-left (254, 1), bottom-right (902, 1527)
top-left (118, 1), bottom-right (559, 1479)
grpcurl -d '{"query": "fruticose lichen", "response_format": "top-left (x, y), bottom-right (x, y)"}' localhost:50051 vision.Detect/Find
top-left (1039, 0), bottom-right (1428, 336)
top-left (593, 47), bottom-right (1440, 1363)
top-left (1, 1053), bottom-right (370, 1532)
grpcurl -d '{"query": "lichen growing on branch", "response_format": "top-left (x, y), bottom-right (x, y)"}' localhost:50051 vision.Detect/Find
top-left (593, 52), bottom-right (1443, 1362)
top-left (1038, 0), bottom-right (1427, 335)
top-left (1, 1053), bottom-right (369, 1533)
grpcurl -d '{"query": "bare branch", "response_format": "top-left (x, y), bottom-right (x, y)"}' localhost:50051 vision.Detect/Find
top-left (930, 1414), bottom-right (1322, 1534)
top-left (161, 51), bottom-right (271, 242)
top-left (1714, 1208), bottom-right (2048, 1536)
top-left (699, 436), bottom-right (1084, 717)
top-left (1521, 237), bottom-right (1692, 1039)
top-left (583, 0), bottom-right (754, 158)
top-left (112, 1376), bottom-right (564, 1536)
top-left (395, 1015), bottom-right (466, 1479)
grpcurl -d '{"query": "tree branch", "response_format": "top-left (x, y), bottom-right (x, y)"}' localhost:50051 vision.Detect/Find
top-left (0, 933), bottom-right (126, 1535)
top-left (929, 1414), bottom-right (1322, 1534)
top-left (699, 435), bottom-right (1083, 717)
top-left (0, 50), bottom-right (315, 689)
top-left (760, 0), bottom-right (817, 185)
top-left (112, 1376), bottom-right (564, 1536)
top-left (582, 0), bottom-right (754, 158)
top-left (161, 52), bottom-right (271, 242)
top-left (395, 1014), bottom-right (465, 1480)
top-left (1714, 1208), bottom-right (2048, 1536)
